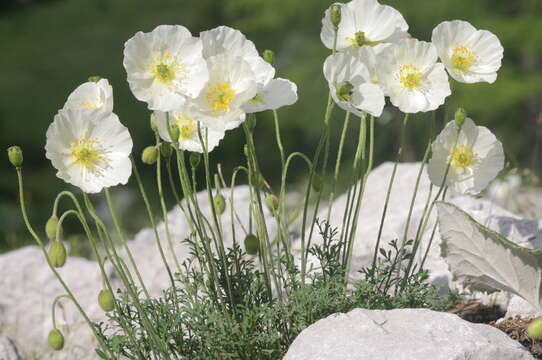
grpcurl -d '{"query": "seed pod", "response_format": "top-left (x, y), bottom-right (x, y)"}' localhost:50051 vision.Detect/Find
top-left (161, 142), bottom-right (173, 159)
top-left (189, 152), bottom-right (201, 168)
top-left (214, 194), bottom-right (226, 215)
top-left (98, 289), bottom-right (115, 312)
top-left (527, 317), bottom-right (542, 339)
top-left (48, 329), bottom-right (64, 350)
top-left (262, 49), bottom-right (275, 66)
top-left (244, 234), bottom-right (259, 255)
top-left (7, 146), bottom-right (23, 168)
top-left (168, 124), bottom-right (180, 142)
top-left (330, 4), bottom-right (342, 29)
top-left (454, 108), bottom-right (467, 129)
top-left (312, 174), bottom-right (323, 192)
top-left (141, 146), bottom-right (158, 165)
top-left (45, 216), bottom-right (60, 241)
top-left (49, 241), bottom-right (67, 268)
top-left (265, 194), bottom-right (279, 214)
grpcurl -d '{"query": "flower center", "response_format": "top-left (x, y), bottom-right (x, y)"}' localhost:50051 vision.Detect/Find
top-left (336, 81), bottom-right (354, 102)
top-left (70, 135), bottom-right (107, 175)
top-left (83, 101), bottom-right (100, 109)
top-left (206, 83), bottom-right (236, 113)
top-left (451, 45), bottom-right (476, 72)
top-left (347, 31), bottom-right (382, 48)
top-left (149, 54), bottom-right (181, 85)
top-left (399, 64), bottom-right (423, 90)
top-left (450, 144), bottom-right (476, 168)
top-left (175, 113), bottom-right (197, 140)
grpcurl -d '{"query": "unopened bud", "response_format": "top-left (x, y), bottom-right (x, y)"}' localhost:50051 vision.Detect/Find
top-left (213, 193), bottom-right (226, 215)
top-left (262, 49), bottom-right (275, 66)
top-left (161, 142), bottom-right (173, 159)
top-left (141, 146), bottom-right (158, 165)
top-left (7, 146), bottom-right (23, 167)
top-left (168, 124), bottom-right (180, 142)
top-left (98, 289), bottom-right (115, 312)
top-left (454, 108), bottom-right (467, 129)
top-left (88, 76), bottom-right (101, 83)
top-left (527, 317), bottom-right (542, 340)
top-left (45, 216), bottom-right (60, 241)
top-left (330, 4), bottom-right (342, 29)
top-left (49, 241), bottom-right (67, 268)
top-left (312, 174), bottom-right (323, 192)
top-left (244, 234), bottom-right (259, 255)
top-left (265, 194), bottom-right (279, 214)
top-left (48, 329), bottom-right (64, 350)
top-left (189, 153), bottom-right (201, 168)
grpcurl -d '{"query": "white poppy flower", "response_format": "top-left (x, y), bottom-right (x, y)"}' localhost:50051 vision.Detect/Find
top-left (427, 118), bottom-right (504, 195)
top-left (242, 78), bottom-right (298, 113)
top-left (45, 109), bottom-right (133, 193)
top-left (358, 44), bottom-right (391, 87)
top-left (432, 20), bottom-right (504, 84)
top-left (153, 107), bottom-right (225, 153)
top-left (377, 39), bottom-right (451, 113)
top-left (321, 0), bottom-right (408, 52)
top-left (123, 25), bottom-right (209, 112)
top-left (323, 52), bottom-right (385, 117)
top-left (64, 78), bottom-right (113, 113)
top-left (193, 53), bottom-right (257, 130)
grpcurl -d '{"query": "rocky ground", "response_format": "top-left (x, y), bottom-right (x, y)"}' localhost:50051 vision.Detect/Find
top-left (1, 162), bottom-right (541, 359)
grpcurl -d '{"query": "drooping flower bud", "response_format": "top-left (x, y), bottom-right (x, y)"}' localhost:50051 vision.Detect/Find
top-left (45, 216), bottom-right (60, 241)
top-left (141, 146), bottom-right (158, 165)
top-left (88, 76), bottom-right (101, 83)
top-left (7, 146), bottom-right (23, 168)
top-left (244, 234), bottom-right (259, 255)
top-left (213, 194), bottom-right (226, 215)
top-left (98, 289), bottom-right (115, 312)
top-left (48, 329), bottom-right (64, 350)
top-left (160, 142), bottom-right (173, 159)
top-left (262, 49), bottom-right (275, 66)
top-left (168, 124), bottom-right (180, 142)
top-left (265, 194), bottom-right (279, 214)
top-left (189, 153), bottom-right (201, 168)
top-left (49, 241), bottom-right (67, 268)
top-left (312, 174), bottom-right (323, 192)
top-left (454, 108), bottom-right (467, 129)
top-left (527, 317), bottom-right (542, 339)
top-left (330, 4), bottom-right (342, 29)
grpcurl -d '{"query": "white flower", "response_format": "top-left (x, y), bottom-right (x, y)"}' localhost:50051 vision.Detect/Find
top-left (153, 107), bottom-right (225, 153)
top-left (192, 53), bottom-right (257, 130)
top-left (427, 118), bottom-right (504, 195)
top-left (242, 78), bottom-right (298, 113)
top-left (324, 52), bottom-right (385, 117)
top-left (432, 20), bottom-right (503, 84)
top-left (45, 109), bottom-right (133, 193)
top-left (377, 39), bottom-right (451, 113)
top-left (321, 0), bottom-right (408, 52)
top-left (123, 25), bottom-right (209, 112)
top-left (64, 78), bottom-right (113, 113)
top-left (358, 44), bottom-right (390, 87)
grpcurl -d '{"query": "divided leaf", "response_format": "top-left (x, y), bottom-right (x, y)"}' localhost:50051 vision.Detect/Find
top-left (436, 202), bottom-right (542, 311)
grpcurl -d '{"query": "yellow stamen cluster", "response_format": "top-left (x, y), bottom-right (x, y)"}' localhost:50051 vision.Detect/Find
top-left (70, 135), bottom-right (107, 175)
top-left (450, 144), bottom-right (475, 168)
top-left (149, 54), bottom-right (180, 85)
top-left (206, 83), bottom-right (235, 113)
top-left (399, 64), bottom-right (423, 90)
top-left (175, 113), bottom-right (197, 140)
top-left (83, 101), bottom-right (100, 109)
top-left (451, 45), bottom-right (476, 72)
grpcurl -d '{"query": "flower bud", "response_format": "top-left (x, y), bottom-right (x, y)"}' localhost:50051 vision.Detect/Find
top-left (330, 4), bottom-right (342, 29)
top-left (527, 317), bottom-right (542, 339)
top-left (244, 234), bottom-right (259, 255)
top-left (141, 146), bottom-right (158, 165)
top-left (98, 289), bottom-right (115, 312)
top-left (454, 108), bottom-right (467, 129)
top-left (189, 153), bottom-right (201, 168)
top-left (49, 240), bottom-right (67, 268)
top-left (265, 194), bottom-right (279, 214)
top-left (168, 124), bottom-right (180, 142)
top-left (312, 174), bottom-right (323, 192)
top-left (213, 193), bottom-right (226, 215)
top-left (45, 216), bottom-right (60, 241)
top-left (7, 146), bottom-right (23, 168)
top-left (48, 329), bottom-right (64, 350)
top-left (262, 49), bottom-right (275, 66)
top-left (88, 76), bottom-right (101, 83)
top-left (161, 142), bottom-right (173, 159)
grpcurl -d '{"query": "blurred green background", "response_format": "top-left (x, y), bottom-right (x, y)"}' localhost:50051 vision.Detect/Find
top-left (1, 0), bottom-right (541, 253)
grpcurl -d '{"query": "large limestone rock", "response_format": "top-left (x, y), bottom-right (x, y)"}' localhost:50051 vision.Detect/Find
top-left (283, 308), bottom-right (534, 360)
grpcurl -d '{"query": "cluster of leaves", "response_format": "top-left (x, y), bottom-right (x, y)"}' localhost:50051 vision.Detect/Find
top-left (95, 221), bottom-right (460, 359)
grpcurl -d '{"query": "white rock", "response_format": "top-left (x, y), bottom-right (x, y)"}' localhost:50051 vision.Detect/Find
top-left (505, 295), bottom-right (542, 319)
top-left (0, 332), bottom-right (20, 360)
top-left (283, 308), bottom-right (534, 360)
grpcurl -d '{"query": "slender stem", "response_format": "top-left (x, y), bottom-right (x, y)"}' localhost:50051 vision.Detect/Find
top-left (273, 110), bottom-right (286, 168)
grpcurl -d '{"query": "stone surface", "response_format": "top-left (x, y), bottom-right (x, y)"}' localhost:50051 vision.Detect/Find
top-left (0, 332), bottom-right (20, 360)
top-left (283, 308), bottom-right (534, 360)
